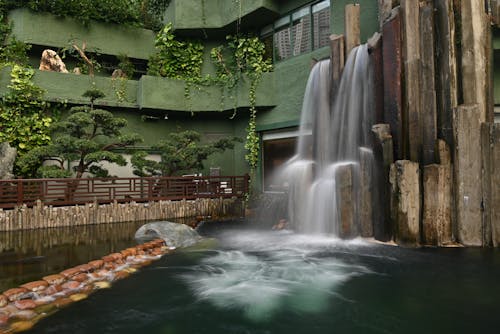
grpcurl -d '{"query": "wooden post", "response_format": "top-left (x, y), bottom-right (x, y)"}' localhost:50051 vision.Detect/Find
top-left (378, 0), bottom-right (394, 29)
top-left (419, 2), bottom-right (437, 165)
top-left (453, 104), bottom-right (483, 246)
top-left (401, 0), bottom-right (422, 162)
top-left (423, 164), bottom-right (453, 246)
top-left (434, 0), bottom-right (458, 148)
top-left (360, 148), bottom-right (374, 237)
top-left (336, 164), bottom-right (357, 238)
top-left (390, 160), bottom-right (421, 246)
top-left (460, 0), bottom-right (493, 123)
top-left (368, 32), bottom-right (384, 123)
top-left (481, 123), bottom-right (500, 247)
top-left (382, 8), bottom-right (404, 160)
top-left (344, 4), bottom-right (360, 59)
top-left (329, 34), bottom-right (345, 99)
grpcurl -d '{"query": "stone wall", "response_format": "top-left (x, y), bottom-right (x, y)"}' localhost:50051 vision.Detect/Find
top-left (0, 198), bottom-right (244, 232)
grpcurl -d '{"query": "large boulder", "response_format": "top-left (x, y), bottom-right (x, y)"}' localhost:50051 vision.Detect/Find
top-left (135, 221), bottom-right (202, 248)
top-left (0, 142), bottom-right (16, 179)
top-left (39, 49), bottom-right (69, 73)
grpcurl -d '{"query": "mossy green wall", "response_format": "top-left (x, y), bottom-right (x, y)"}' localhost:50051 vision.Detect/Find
top-left (8, 8), bottom-right (155, 60)
top-left (166, 0), bottom-right (279, 30)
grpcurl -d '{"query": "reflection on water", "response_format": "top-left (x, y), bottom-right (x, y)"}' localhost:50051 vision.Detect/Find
top-left (0, 221), bottom-right (146, 292)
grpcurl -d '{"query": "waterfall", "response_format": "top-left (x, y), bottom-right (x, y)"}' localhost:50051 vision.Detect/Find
top-left (278, 44), bottom-right (375, 236)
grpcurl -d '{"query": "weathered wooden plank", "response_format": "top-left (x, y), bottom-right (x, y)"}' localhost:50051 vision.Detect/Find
top-left (378, 0), bottom-right (394, 29)
top-left (368, 32), bottom-right (384, 123)
top-left (481, 123), bottom-right (500, 247)
top-left (344, 4), bottom-right (360, 58)
top-left (360, 148), bottom-right (374, 237)
top-left (423, 164), bottom-right (453, 246)
top-left (419, 2), bottom-right (437, 165)
top-left (382, 8), bottom-right (404, 160)
top-left (434, 0), bottom-right (458, 148)
top-left (460, 0), bottom-right (492, 123)
top-left (372, 124), bottom-right (394, 241)
top-left (336, 164), bottom-right (356, 238)
top-left (390, 160), bottom-right (421, 246)
top-left (329, 34), bottom-right (345, 99)
top-left (453, 104), bottom-right (483, 246)
top-left (401, 0), bottom-right (421, 162)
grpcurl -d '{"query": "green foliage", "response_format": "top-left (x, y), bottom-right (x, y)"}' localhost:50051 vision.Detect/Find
top-left (0, 5), bottom-right (30, 66)
top-left (210, 35), bottom-right (272, 173)
top-left (0, 65), bottom-right (52, 160)
top-left (116, 54), bottom-right (135, 79)
top-left (131, 130), bottom-right (241, 177)
top-left (147, 23), bottom-right (204, 80)
top-left (17, 90), bottom-right (142, 178)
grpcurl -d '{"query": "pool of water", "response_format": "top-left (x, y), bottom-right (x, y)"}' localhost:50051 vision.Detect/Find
top-left (25, 227), bottom-right (500, 334)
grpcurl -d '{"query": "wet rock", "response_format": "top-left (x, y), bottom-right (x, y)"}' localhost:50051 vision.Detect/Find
top-left (61, 281), bottom-right (80, 291)
top-left (87, 260), bottom-right (104, 270)
top-left (0, 295), bottom-right (8, 308)
top-left (74, 264), bottom-right (93, 273)
top-left (72, 273), bottom-right (89, 283)
top-left (10, 320), bottom-right (34, 332)
top-left (14, 299), bottom-right (37, 310)
top-left (21, 280), bottom-right (48, 292)
top-left (0, 311), bottom-right (9, 325)
top-left (53, 298), bottom-right (73, 308)
top-left (39, 49), bottom-right (69, 73)
top-left (42, 274), bottom-right (65, 286)
top-left (69, 294), bottom-right (87, 302)
top-left (113, 271), bottom-right (129, 281)
top-left (93, 281), bottom-right (111, 290)
top-left (40, 284), bottom-right (63, 297)
top-left (11, 310), bottom-right (36, 321)
top-left (60, 267), bottom-right (82, 279)
top-left (135, 221), bottom-right (202, 248)
top-left (3, 288), bottom-right (29, 302)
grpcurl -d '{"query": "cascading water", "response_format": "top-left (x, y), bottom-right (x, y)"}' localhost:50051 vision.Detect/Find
top-left (279, 44), bottom-right (375, 236)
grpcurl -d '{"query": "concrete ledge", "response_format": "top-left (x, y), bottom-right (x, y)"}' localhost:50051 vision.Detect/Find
top-left (8, 8), bottom-right (155, 60)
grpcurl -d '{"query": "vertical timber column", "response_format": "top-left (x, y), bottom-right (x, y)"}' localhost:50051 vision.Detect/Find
top-left (423, 165), bottom-right (453, 246)
top-left (345, 4), bottom-right (360, 58)
top-left (434, 0), bottom-right (458, 147)
top-left (401, 0), bottom-right (421, 162)
top-left (460, 0), bottom-right (492, 123)
top-left (329, 34), bottom-right (345, 99)
top-left (419, 1), bottom-right (437, 165)
top-left (359, 148), bottom-right (374, 237)
top-left (453, 104), bottom-right (482, 246)
top-left (378, 0), bottom-right (393, 29)
top-left (481, 124), bottom-right (500, 247)
top-left (390, 160), bottom-right (421, 246)
top-left (368, 32), bottom-right (384, 123)
top-left (337, 164), bottom-right (356, 238)
top-left (372, 124), bottom-right (394, 241)
top-left (382, 8), bottom-right (404, 160)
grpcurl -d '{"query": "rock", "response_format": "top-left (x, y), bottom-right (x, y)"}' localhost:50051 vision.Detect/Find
top-left (111, 69), bottom-right (127, 79)
top-left (10, 320), bottom-right (34, 332)
top-left (42, 274), bottom-right (65, 286)
top-left (93, 281), bottom-right (111, 290)
top-left (0, 295), bottom-right (8, 308)
top-left (3, 288), bottom-right (29, 302)
top-left (0, 311), bottom-right (9, 325)
top-left (14, 299), bottom-right (37, 310)
top-left (61, 281), bottom-right (80, 291)
top-left (72, 273), bottom-right (89, 283)
top-left (53, 298), bottom-right (73, 308)
top-left (39, 49), bottom-right (69, 73)
top-left (11, 310), bottom-right (36, 320)
top-left (69, 293), bottom-right (87, 302)
top-left (112, 271), bottom-right (129, 281)
top-left (60, 267), bottom-right (82, 279)
top-left (87, 260), bottom-right (104, 270)
top-left (73, 67), bottom-right (82, 75)
top-left (0, 142), bottom-right (17, 180)
top-left (20, 280), bottom-right (49, 292)
top-left (135, 221), bottom-right (202, 248)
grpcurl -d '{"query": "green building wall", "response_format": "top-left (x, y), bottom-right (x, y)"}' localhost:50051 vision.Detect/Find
top-left (1, 0), bottom-right (380, 181)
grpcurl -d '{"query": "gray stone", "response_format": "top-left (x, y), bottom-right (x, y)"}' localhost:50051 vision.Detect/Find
top-left (135, 221), bottom-right (202, 248)
top-left (0, 142), bottom-right (17, 180)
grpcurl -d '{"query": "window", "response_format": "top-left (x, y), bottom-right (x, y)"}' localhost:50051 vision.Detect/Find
top-left (262, 1), bottom-right (330, 62)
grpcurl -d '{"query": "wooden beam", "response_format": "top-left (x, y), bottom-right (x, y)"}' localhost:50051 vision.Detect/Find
top-left (344, 4), bottom-right (361, 58)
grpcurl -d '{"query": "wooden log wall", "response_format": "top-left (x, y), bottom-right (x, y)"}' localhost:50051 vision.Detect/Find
top-left (0, 198), bottom-right (245, 232)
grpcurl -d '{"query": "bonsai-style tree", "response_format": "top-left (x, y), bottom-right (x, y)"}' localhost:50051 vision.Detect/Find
top-left (17, 89), bottom-right (142, 178)
top-left (131, 130), bottom-right (240, 177)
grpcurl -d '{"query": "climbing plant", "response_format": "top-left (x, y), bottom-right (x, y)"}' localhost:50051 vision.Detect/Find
top-left (210, 35), bottom-right (272, 172)
top-left (147, 23), bottom-right (204, 80)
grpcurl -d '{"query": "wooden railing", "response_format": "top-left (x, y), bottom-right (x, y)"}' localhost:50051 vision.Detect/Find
top-left (0, 175), bottom-right (249, 209)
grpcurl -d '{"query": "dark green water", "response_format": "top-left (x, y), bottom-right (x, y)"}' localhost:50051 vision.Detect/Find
top-left (22, 228), bottom-right (500, 334)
